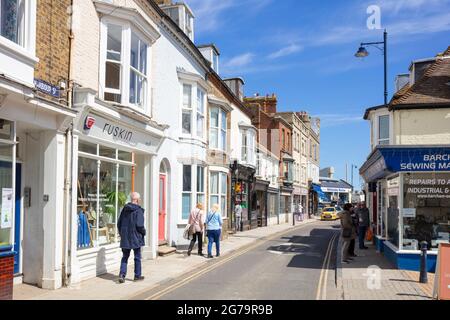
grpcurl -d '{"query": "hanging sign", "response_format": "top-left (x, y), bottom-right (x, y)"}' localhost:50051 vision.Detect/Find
top-left (0, 188), bottom-right (13, 229)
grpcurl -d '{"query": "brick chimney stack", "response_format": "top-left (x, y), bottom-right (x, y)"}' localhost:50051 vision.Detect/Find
top-left (154, 0), bottom-right (172, 5)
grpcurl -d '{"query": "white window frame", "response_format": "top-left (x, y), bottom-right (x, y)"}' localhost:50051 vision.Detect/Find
top-left (209, 171), bottom-right (228, 218)
top-left (99, 17), bottom-right (151, 114)
top-left (209, 106), bottom-right (227, 152)
top-left (182, 83), bottom-right (193, 136)
top-left (378, 114), bottom-right (390, 146)
top-left (181, 164), bottom-right (206, 222)
top-left (240, 128), bottom-right (256, 166)
top-left (180, 82), bottom-right (207, 141)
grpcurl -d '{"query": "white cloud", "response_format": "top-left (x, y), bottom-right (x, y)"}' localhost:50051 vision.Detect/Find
top-left (223, 53), bottom-right (254, 68)
top-left (268, 43), bottom-right (303, 59)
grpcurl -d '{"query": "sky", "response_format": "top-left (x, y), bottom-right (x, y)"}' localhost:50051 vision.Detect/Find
top-left (186, 0), bottom-right (450, 189)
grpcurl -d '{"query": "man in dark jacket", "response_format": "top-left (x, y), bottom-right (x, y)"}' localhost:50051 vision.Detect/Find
top-left (355, 201), bottom-right (370, 249)
top-left (117, 192), bottom-right (146, 283)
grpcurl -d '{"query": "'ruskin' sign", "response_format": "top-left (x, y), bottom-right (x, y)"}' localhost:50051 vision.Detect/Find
top-left (102, 123), bottom-right (133, 142)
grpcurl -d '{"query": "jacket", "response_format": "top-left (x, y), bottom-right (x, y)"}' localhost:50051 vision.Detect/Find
top-left (205, 211), bottom-right (223, 231)
top-left (355, 207), bottom-right (370, 227)
top-left (338, 210), bottom-right (357, 240)
top-left (188, 208), bottom-right (205, 233)
top-left (117, 203), bottom-right (146, 249)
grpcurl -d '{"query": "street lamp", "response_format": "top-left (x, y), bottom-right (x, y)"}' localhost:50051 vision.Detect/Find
top-left (355, 29), bottom-right (388, 105)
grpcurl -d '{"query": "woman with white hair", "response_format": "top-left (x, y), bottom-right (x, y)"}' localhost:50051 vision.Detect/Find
top-left (205, 203), bottom-right (223, 259)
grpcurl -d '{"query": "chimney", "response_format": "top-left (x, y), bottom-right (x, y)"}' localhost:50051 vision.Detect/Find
top-left (224, 78), bottom-right (245, 101)
top-left (395, 74), bottom-right (410, 93)
top-left (409, 58), bottom-right (435, 85)
top-left (154, 0), bottom-right (172, 5)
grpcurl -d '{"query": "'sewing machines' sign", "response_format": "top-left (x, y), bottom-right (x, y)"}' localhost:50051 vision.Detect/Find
top-left (81, 114), bottom-right (161, 154)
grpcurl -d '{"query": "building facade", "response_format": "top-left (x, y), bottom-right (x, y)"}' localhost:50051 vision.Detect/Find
top-left (360, 47), bottom-right (450, 272)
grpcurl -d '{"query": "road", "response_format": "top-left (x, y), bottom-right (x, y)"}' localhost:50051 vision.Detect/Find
top-left (132, 221), bottom-right (341, 300)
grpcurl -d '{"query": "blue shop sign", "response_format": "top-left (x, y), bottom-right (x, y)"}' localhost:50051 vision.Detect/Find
top-left (361, 146), bottom-right (450, 182)
top-left (34, 79), bottom-right (60, 98)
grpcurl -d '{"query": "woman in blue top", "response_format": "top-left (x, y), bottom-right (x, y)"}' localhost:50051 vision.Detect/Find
top-left (205, 204), bottom-right (223, 258)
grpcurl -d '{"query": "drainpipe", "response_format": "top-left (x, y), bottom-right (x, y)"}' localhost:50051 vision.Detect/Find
top-left (62, 0), bottom-right (75, 287)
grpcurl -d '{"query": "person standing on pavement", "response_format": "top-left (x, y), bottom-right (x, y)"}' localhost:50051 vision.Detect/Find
top-left (235, 201), bottom-right (242, 232)
top-left (117, 192), bottom-right (146, 283)
top-left (338, 203), bottom-right (357, 264)
top-left (355, 201), bottom-right (370, 249)
top-left (187, 204), bottom-right (205, 257)
top-left (348, 205), bottom-right (358, 258)
top-left (206, 204), bottom-right (223, 258)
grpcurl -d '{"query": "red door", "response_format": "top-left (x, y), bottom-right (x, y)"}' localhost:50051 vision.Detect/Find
top-left (158, 174), bottom-right (167, 243)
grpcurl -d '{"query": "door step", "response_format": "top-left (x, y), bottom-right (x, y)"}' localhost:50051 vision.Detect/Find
top-left (158, 240), bottom-right (168, 246)
top-left (158, 245), bottom-right (176, 257)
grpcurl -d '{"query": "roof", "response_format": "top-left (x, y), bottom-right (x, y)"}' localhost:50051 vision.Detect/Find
top-left (319, 179), bottom-right (353, 191)
top-left (390, 46), bottom-right (450, 109)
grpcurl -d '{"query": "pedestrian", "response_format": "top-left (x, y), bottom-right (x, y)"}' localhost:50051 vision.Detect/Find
top-left (299, 203), bottom-right (304, 221)
top-left (117, 192), bottom-right (146, 283)
top-left (355, 201), bottom-right (370, 250)
top-left (337, 203), bottom-right (356, 264)
top-left (348, 205), bottom-right (358, 257)
top-left (187, 203), bottom-right (205, 257)
top-left (206, 204), bottom-right (223, 258)
top-left (235, 201), bottom-right (242, 232)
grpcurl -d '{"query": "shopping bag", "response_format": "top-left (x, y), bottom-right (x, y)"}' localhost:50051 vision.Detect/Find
top-left (366, 227), bottom-right (373, 241)
top-left (183, 224), bottom-right (192, 240)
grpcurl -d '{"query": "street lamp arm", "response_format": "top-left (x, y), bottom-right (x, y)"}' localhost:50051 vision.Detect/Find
top-left (360, 42), bottom-right (385, 53)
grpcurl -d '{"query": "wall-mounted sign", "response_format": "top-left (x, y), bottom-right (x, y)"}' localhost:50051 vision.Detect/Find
top-left (34, 78), bottom-right (60, 98)
top-left (403, 173), bottom-right (450, 199)
top-left (80, 113), bottom-right (161, 154)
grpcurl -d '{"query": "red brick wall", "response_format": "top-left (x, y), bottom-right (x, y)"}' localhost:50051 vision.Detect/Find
top-left (0, 255), bottom-right (14, 300)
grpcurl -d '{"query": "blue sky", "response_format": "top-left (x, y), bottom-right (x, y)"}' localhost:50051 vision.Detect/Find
top-left (187, 0), bottom-right (450, 188)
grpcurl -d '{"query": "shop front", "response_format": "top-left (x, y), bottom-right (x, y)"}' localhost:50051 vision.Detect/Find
top-left (70, 89), bottom-right (166, 283)
top-left (280, 186), bottom-right (293, 224)
top-left (254, 179), bottom-right (269, 228)
top-left (361, 146), bottom-right (450, 272)
top-left (230, 161), bottom-right (256, 232)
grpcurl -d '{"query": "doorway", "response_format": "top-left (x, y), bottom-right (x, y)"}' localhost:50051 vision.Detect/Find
top-left (158, 174), bottom-right (167, 244)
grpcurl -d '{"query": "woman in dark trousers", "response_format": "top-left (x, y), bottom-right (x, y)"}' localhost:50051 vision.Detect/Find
top-left (187, 203), bottom-right (205, 257)
top-left (348, 205), bottom-right (358, 257)
top-left (205, 204), bottom-right (223, 258)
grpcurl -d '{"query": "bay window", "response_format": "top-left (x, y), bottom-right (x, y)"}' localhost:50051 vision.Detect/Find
top-left (182, 165), bottom-right (206, 220)
top-left (182, 84), bottom-right (192, 134)
top-left (102, 21), bottom-right (149, 111)
top-left (0, 0), bottom-right (25, 45)
top-left (209, 106), bottom-right (227, 151)
top-left (210, 171), bottom-right (228, 217)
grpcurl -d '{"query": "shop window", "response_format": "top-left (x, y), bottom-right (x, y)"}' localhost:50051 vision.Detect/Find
top-left (77, 144), bottom-right (134, 250)
top-left (0, 143), bottom-right (13, 246)
top-left (79, 141), bottom-right (97, 155)
top-left (209, 106), bottom-right (226, 151)
top-left (402, 173), bottom-right (450, 251)
top-left (0, 0), bottom-right (25, 45)
top-left (118, 150), bottom-right (133, 162)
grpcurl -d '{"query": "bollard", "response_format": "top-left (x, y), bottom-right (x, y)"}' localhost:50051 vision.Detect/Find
top-left (419, 241), bottom-right (428, 284)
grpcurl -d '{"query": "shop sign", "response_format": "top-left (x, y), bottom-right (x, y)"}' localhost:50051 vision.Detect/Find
top-left (404, 176), bottom-right (450, 199)
top-left (382, 148), bottom-right (450, 172)
top-left (321, 187), bottom-right (352, 193)
top-left (34, 78), bottom-right (60, 98)
top-left (81, 114), bottom-right (161, 154)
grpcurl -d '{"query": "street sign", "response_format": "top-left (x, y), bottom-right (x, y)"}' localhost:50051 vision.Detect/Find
top-left (433, 243), bottom-right (450, 300)
top-left (34, 78), bottom-right (60, 98)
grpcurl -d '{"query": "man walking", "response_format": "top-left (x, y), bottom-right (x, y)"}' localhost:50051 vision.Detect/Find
top-left (355, 201), bottom-right (370, 249)
top-left (117, 192), bottom-right (146, 283)
top-left (235, 201), bottom-right (242, 232)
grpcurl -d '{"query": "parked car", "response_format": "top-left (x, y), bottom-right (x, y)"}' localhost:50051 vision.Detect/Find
top-left (321, 207), bottom-right (339, 221)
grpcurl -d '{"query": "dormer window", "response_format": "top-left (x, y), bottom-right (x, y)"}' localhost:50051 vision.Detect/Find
top-left (161, 3), bottom-right (195, 41)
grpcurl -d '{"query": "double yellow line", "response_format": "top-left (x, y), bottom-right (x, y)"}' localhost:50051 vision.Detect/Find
top-left (316, 231), bottom-right (339, 300)
top-left (131, 222), bottom-right (316, 300)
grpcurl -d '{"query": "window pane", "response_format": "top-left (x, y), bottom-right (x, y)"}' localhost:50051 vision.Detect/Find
top-left (196, 114), bottom-right (204, 138)
top-left (183, 165), bottom-right (191, 192)
top-left (130, 71), bottom-right (145, 106)
top-left (0, 119), bottom-right (12, 140)
top-left (210, 196), bottom-right (219, 206)
top-left (182, 111), bottom-right (192, 134)
top-left (197, 166), bottom-right (204, 193)
top-left (104, 93), bottom-right (121, 103)
top-left (77, 157), bottom-right (98, 249)
top-left (379, 115), bottom-right (389, 141)
top-left (182, 193), bottom-right (191, 220)
top-left (221, 130), bottom-right (226, 151)
top-left (197, 194), bottom-right (205, 208)
top-left (210, 172), bottom-right (219, 194)
top-left (0, 0), bottom-right (23, 44)
top-left (210, 108), bottom-right (219, 127)
top-left (140, 41), bottom-right (147, 74)
top-left (118, 150), bottom-right (133, 162)
top-left (183, 85), bottom-right (192, 108)
top-left (79, 141), bottom-right (97, 155)
top-left (107, 24), bottom-right (122, 61)
top-left (99, 145), bottom-right (116, 159)
top-left (221, 196), bottom-right (226, 216)
top-left (105, 62), bottom-right (121, 90)
top-left (221, 110), bottom-right (227, 130)
top-left (210, 128), bottom-right (218, 148)
top-left (130, 33), bottom-right (139, 69)
top-left (197, 89), bottom-right (204, 114)
top-left (98, 161), bottom-right (118, 246)
top-left (221, 173), bottom-right (227, 195)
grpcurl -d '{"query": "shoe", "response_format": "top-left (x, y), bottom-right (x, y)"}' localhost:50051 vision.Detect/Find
top-left (134, 276), bottom-right (145, 282)
top-left (198, 253), bottom-right (204, 257)
top-left (187, 250), bottom-right (191, 256)
top-left (342, 260), bottom-right (350, 264)
top-left (118, 276), bottom-right (125, 284)
top-left (348, 257), bottom-right (354, 260)
top-left (207, 255), bottom-right (214, 259)
top-left (362, 246), bottom-right (369, 250)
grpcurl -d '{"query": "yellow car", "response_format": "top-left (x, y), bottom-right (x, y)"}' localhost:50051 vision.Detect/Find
top-left (321, 207), bottom-right (339, 221)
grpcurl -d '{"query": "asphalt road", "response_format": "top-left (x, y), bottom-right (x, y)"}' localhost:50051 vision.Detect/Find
top-left (140, 221), bottom-right (341, 300)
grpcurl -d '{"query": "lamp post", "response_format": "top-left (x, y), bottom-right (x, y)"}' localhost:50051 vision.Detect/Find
top-left (355, 29), bottom-right (388, 106)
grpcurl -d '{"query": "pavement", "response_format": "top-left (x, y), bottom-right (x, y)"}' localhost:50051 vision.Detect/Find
top-left (13, 218), bottom-right (319, 300)
top-left (335, 238), bottom-right (435, 300)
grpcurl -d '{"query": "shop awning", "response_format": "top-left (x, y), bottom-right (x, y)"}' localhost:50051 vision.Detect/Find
top-left (311, 184), bottom-right (330, 202)
top-left (320, 179), bottom-right (353, 193)
top-left (360, 145), bottom-right (450, 182)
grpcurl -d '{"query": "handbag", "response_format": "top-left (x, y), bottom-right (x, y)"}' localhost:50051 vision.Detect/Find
top-left (183, 224), bottom-right (192, 240)
top-left (366, 227), bottom-right (373, 241)
top-left (342, 228), bottom-right (352, 238)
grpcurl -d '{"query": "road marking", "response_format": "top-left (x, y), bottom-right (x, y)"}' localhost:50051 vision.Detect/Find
top-left (316, 231), bottom-right (338, 300)
top-left (321, 232), bottom-right (338, 300)
top-left (129, 221), bottom-right (318, 300)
